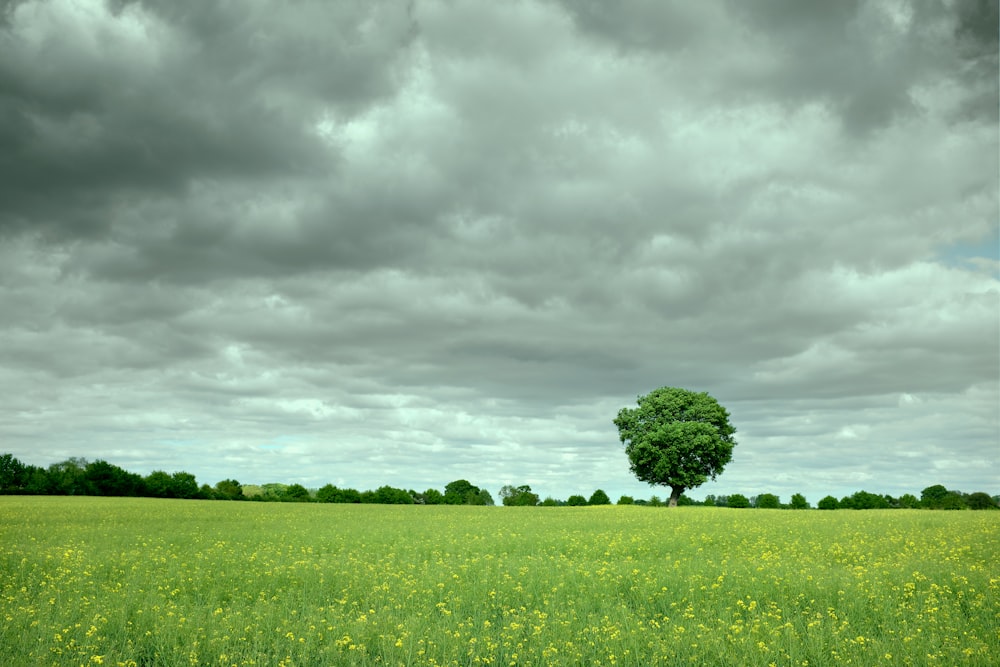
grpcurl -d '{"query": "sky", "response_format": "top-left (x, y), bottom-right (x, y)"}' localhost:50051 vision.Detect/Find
top-left (1, 0), bottom-right (997, 504)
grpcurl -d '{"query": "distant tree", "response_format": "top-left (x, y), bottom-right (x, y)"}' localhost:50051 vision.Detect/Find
top-left (847, 490), bottom-right (889, 510)
top-left (588, 489), bottom-right (611, 506)
top-left (677, 493), bottom-right (696, 506)
top-left (499, 484), bottom-right (539, 506)
top-left (728, 493), bottom-right (750, 508)
top-left (337, 487), bottom-right (362, 503)
top-left (615, 387), bottom-right (737, 507)
top-left (789, 493), bottom-right (810, 510)
top-left (920, 484), bottom-right (950, 508)
top-left (85, 460), bottom-right (144, 496)
top-left (22, 466), bottom-right (49, 495)
top-left (755, 493), bottom-right (781, 509)
top-left (443, 479), bottom-right (475, 504)
top-left (284, 484), bottom-right (311, 502)
top-left (171, 472), bottom-right (200, 499)
top-left (712, 495), bottom-right (729, 508)
top-left (476, 488), bottom-right (495, 506)
top-left (897, 493), bottom-right (920, 509)
top-left (0, 454), bottom-right (27, 494)
top-left (367, 486), bottom-right (413, 504)
top-left (145, 471), bottom-right (176, 498)
top-left (648, 495), bottom-right (664, 507)
top-left (422, 488), bottom-right (445, 504)
top-left (539, 496), bottom-right (561, 506)
top-left (967, 492), bottom-right (997, 510)
top-left (817, 495), bottom-right (839, 510)
top-left (566, 494), bottom-right (587, 506)
top-left (49, 458), bottom-right (89, 495)
top-left (617, 495), bottom-right (635, 505)
top-left (214, 479), bottom-right (244, 500)
top-left (939, 493), bottom-right (967, 510)
top-left (315, 484), bottom-right (338, 503)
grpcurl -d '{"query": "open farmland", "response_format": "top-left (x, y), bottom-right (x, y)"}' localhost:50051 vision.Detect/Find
top-left (1, 497), bottom-right (997, 666)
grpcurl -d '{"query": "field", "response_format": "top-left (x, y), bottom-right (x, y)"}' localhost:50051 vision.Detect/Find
top-left (1, 497), bottom-right (997, 666)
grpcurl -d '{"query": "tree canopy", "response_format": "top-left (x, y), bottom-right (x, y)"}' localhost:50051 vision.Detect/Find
top-left (614, 387), bottom-right (737, 506)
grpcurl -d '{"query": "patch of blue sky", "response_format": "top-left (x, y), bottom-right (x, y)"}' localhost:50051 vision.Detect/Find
top-left (938, 227), bottom-right (1000, 277)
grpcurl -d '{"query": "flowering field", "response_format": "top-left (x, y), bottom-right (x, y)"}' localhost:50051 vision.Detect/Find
top-left (1, 497), bottom-right (997, 666)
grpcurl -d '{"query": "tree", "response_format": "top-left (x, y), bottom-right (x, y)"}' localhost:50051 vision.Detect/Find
top-left (214, 479), bottom-right (244, 500)
top-left (499, 484), bottom-right (539, 506)
top-left (588, 489), bottom-right (611, 506)
top-left (85, 460), bottom-right (143, 496)
top-left (617, 495), bottom-right (635, 505)
top-left (789, 493), bottom-right (810, 509)
top-left (967, 492), bottom-right (997, 510)
top-left (921, 484), bottom-right (950, 508)
top-left (727, 493), bottom-right (750, 508)
top-left (755, 493), bottom-right (781, 509)
top-left (614, 387), bottom-right (736, 507)
top-left (421, 488), bottom-right (445, 504)
top-left (898, 493), bottom-right (920, 509)
top-left (284, 484), bottom-right (311, 502)
top-left (443, 479), bottom-right (492, 505)
top-left (48, 458), bottom-right (89, 495)
top-left (566, 494), bottom-right (587, 506)
top-left (0, 453), bottom-right (27, 494)
top-left (817, 495), bottom-right (839, 510)
top-left (171, 472), bottom-right (200, 499)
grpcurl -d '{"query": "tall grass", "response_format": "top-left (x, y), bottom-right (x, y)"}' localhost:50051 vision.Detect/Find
top-left (1, 497), bottom-right (996, 666)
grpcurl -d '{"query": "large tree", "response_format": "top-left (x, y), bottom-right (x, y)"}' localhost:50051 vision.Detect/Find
top-left (614, 387), bottom-right (737, 507)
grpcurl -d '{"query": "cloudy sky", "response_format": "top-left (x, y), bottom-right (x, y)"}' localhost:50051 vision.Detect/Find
top-left (1, 0), bottom-right (997, 503)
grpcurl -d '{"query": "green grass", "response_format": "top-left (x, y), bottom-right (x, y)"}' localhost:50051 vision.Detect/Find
top-left (1, 497), bottom-right (997, 666)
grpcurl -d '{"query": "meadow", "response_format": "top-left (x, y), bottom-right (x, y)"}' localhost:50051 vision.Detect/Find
top-left (1, 497), bottom-right (996, 666)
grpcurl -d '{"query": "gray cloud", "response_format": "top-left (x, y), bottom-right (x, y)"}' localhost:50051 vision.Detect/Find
top-left (0, 0), bottom-right (996, 503)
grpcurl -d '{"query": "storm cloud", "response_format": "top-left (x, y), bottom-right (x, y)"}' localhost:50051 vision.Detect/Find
top-left (1, 0), bottom-right (996, 502)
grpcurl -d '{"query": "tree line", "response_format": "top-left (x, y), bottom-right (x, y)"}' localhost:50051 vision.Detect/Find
top-left (1, 453), bottom-right (996, 509)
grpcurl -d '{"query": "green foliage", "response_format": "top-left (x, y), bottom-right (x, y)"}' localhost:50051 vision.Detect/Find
top-left (898, 493), bottom-right (920, 509)
top-left (84, 460), bottom-right (144, 497)
top-left (817, 495), bottom-right (839, 510)
top-left (921, 484), bottom-right (949, 508)
top-left (844, 490), bottom-right (890, 510)
top-left (617, 495), bottom-right (634, 505)
top-left (214, 479), bottom-right (244, 500)
top-left (566, 495), bottom-right (587, 506)
top-left (365, 486), bottom-right (414, 504)
top-left (0, 454), bottom-right (28, 494)
top-left (539, 497), bottom-right (562, 506)
top-left (588, 489), bottom-right (611, 506)
top-left (789, 493), bottom-right (809, 510)
top-left (284, 484), bottom-right (311, 502)
top-left (443, 480), bottom-right (493, 506)
top-left (755, 493), bottom-right (781, 509)
top-left (727, 493), bottom-right (750, 508)
top-left (421, 488), bottom-right (446, 505)
top-left (313, 485), bottom-right (363, 504)
top-left (499, 484), bottom-right (539, 506)
top-left (966, 492), bottom-right (997, 510)
top-left (615, 387), bottom-right (736, 506)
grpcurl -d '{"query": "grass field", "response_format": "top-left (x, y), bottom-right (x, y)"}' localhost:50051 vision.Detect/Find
top-left (1, 497), bottom-right (997, 666)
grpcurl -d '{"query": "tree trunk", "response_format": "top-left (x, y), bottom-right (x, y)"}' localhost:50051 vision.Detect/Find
top-left (669, 486), bottom-right (684, 507)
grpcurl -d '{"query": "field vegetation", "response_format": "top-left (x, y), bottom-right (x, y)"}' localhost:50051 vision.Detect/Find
top-left (1, 497), bottom-right (997, 666)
